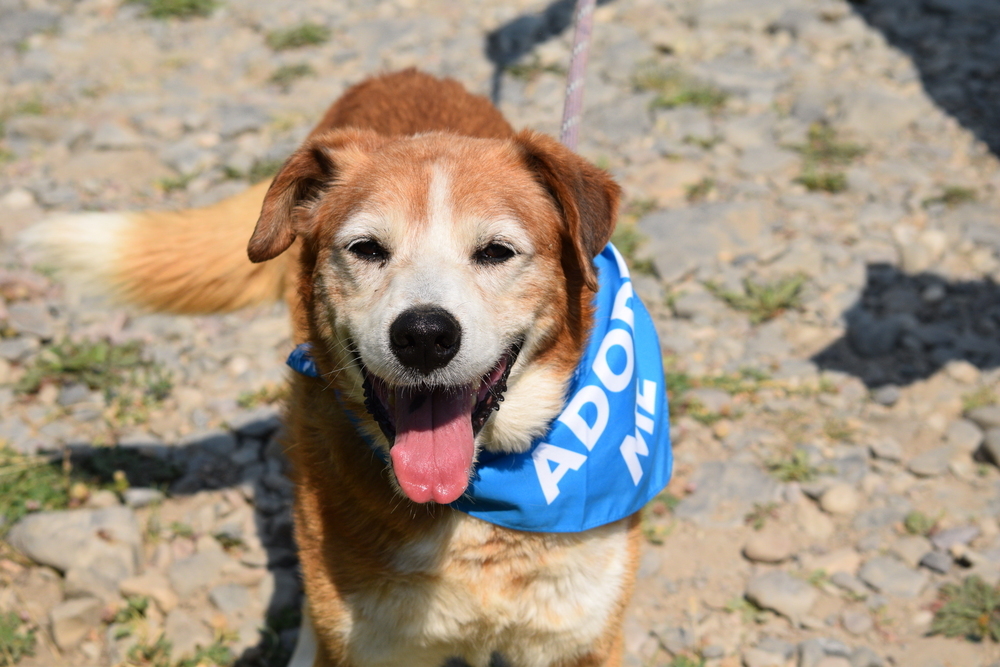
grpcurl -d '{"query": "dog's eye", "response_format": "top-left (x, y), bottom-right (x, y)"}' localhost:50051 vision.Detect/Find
top-left (348, 239), bottom-right (389, 262)
top-left (475, 243), bottom-right (515, 264)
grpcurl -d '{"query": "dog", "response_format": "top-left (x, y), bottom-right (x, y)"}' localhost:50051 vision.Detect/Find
top-left (26, 69), bottom-right (672, 667)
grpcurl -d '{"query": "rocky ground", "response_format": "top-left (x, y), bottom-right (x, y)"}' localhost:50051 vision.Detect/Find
top-left (1, 0), bottom-right (1000, 666)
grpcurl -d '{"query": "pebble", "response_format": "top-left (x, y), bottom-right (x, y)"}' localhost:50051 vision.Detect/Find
top-left (858, 556), bottom-right (929, 598)
top-left (122, 488), bottom-right (165, 508)
top-left (931, 525), bottom-right (980, 551)
top-left (891, 536), bottom-right (932, 569)
top-left (944, 419), bottom-right (984, 452)
top-left (743, 525), bottom-right (796, 563)
top-left (167, 551), bottom-right (230, 598)
top-left (50, 597), bottom-right (104, 650)
top-left (870, 385), bottom-right (899, 407)
top-left (907, 446), bottom-right (955, 478)
top-left (745, 571), bottom-right (817, 626)
top-left (983, 428), bottom-right (1000, 466)
top-left (819, 483), bottom-right (860, 515)
top-left (164, 608), bottom-right (213, 660)
top-left (868, 438), bottom-right (902, 462)
top-left (742, 647), bottom-right (785, 667)
top-left (918, 550), bottom-right (952, 574)
top-left (968, 405), bottom-right (1000, 430)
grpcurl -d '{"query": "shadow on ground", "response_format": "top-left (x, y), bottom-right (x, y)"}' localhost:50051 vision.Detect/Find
top-left (484, 0), bottom-right (614, 104)
top-left (850, 0), bottom-right (1000, 155)
top-left (61, 412), bottom-right (301, 667)
top-left (813, 263), bottom-right (1000, 387)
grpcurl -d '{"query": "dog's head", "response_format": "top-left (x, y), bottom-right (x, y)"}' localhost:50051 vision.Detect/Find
top-left (248, 129), bottom-right (620, 504)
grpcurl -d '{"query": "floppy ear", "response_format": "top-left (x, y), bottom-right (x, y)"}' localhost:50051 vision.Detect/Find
top-left (247, 129), bottom-right (385, 263)
top-left (514, 130), bottom-right (621, 292)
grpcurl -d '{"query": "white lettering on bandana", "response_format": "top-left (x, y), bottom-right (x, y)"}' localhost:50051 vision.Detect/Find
top-left (287, 244), bottom-right (673, 533)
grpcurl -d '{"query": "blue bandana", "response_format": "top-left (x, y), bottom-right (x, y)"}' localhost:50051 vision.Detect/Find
top-left (287, 243), bottom-right (672, 533)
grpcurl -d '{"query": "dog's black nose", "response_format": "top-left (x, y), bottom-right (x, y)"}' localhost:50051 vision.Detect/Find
top-left (390, 306), bottom-right (461, 374)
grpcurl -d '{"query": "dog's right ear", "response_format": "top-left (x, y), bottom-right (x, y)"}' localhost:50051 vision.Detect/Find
top-left (247, 129), bottom-right (384, 263)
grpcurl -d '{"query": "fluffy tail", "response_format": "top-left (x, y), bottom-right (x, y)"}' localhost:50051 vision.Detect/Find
top-left (19, 180), bottom-right (294, 314)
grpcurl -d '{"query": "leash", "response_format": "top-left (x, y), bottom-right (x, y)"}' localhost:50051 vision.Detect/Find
top-left (558, 0), bottom-right (597, 151)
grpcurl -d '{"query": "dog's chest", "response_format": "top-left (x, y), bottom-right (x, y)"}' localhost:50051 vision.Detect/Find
top-left (341, 515), bottom-right (632, 667)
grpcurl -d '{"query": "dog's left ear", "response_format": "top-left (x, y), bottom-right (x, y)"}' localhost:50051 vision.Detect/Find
top-left (514, 130), bottom-right (621, 292)
top-left (248, 129), bottom-right (385, 263)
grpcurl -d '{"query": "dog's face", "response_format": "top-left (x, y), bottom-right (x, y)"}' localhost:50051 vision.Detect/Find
top-left (248, 129), bottom-right (619, 504)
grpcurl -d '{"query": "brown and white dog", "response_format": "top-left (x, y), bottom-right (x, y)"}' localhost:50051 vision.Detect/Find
top-left (26, 70), bottom-right (645, 667)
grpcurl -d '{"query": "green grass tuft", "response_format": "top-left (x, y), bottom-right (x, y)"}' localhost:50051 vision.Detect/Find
top-left (931, 576), bottom-right (1000, 642)
top-left (705, 275), bottom-right (806, 324)
top-left (903, 510), bottom-right (940, 537)
top-left (269, 63), bottom-right (316, 91)
top-left (633, 63), bottom-right (727, 113)
top-left (767, 449), bottom-right (822, 482)
top-left (126, 0), bottom-right (219, 19)
top-left (923, 185), bottom-right (977, 209)
top-left (0, 611), bottom-right (36, 666)
top-left (685, 177), bottom-right (714, 202)
top-left (504, 55), bottom-right (567, 82)
top-left (790, 123), bottom-right (864, 194)
top-left (266, 22), bottom-right (330, 51)
top-left (744, 502), bottom-right (779, 530)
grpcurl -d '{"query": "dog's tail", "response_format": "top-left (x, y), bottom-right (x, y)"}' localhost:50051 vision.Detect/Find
top-left (19, 180), bottom-right (294, 314)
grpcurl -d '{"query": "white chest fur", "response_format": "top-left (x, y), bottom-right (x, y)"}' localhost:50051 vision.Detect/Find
top-left (308, 514), bottom-right (632, 667)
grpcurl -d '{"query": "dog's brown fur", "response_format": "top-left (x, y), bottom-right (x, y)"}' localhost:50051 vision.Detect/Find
top-left (26, 69), bottom-right (640, 667)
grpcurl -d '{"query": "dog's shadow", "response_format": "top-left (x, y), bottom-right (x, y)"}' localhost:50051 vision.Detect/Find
top-left (850, 0), bottom-right (1000, 157)
top-left (813, 262), bottom-right (1000, 387)
top-left (62, 412), bottom-right (302, 667)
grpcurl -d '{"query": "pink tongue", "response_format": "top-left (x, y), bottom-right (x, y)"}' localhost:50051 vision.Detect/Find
top-left (390, 386), bottom-right (474, 504)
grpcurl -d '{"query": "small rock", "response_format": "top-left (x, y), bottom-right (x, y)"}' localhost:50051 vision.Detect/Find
top-left (870, 385), bottom-right (899, 406)
top-left (120, 572), bottom-right (178, 613)
top-left (742, 647), bottom-right (784, 667)
top-left (209, 583), bottom-right (252, 616)
top-left (57, 383), bottom-right (92, 407)
top-left (83, 489), bottom-right (120, 509)
top-left (799, 637), bottom-right (852, 667)
top-left (745, 570), bottom-right (817, 625)
top-left (816, 658), bottom-right (852, 667)
top-left (919, 550), bottom-right (952, 574)
top-left (841, 609), bottom-right (873, 635)
top-left (795, 499), bottom-right (834, 541)
top-left (655, 626), bottom-right (694, 655)
top-left (6, 302), bottom-right (55, 339)
top-left (982, 428), bottom-right (1000, 466)
top-left (968, 405), bottom-right (1000, 430)
top-left (891, 535), bottom-right (932, 568)
top-left (92, 121), bottom-right (144, 150)
top-left (944, 360), bottom-right (979, 384)
top-left (907, 446), bottom-right (955, 477)
top-left (830, 572), bottom-right (868, 599)
top-left (931, 525), bottom-right (980, 551)
top-left (743, 525), bottom-right (796, 563)
top-left (0, 187), bottom-right (36, 209)
top-left (849, 646), bottom-right (884, 667)
top-left (50, 597), bottom-right (104, 650)
top-left (819, 483), bottom-right (860, 515)
top-left (167, 550), bottom-right (230, 598)
top-left (945, 419), bottom-right (984, 453)
top-left (123, 488), bottom-right (165, 508)
top-left (869, 437), bottom-right (902, 462)
top-left (164, 608), bottom-right (213, 660)
top-left (858, 556), bottom-right (928, 597)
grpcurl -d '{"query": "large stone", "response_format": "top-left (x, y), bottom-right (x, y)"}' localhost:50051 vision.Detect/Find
top-left (7, 508), bottom-right (141, 586)
top-left (858, 556), bottom-right (928, 597)
top-left (945, 419), bottom-right (984, 452)
top-left (674, 461), bottom-right (780, 527)
top-left (819, 483), bottom-right (860, 515)
top-left (167, 550), bottom-right (230, 598)
top-left (743, 525), bottom-right (796, 563)
top-left (637, 203), bottom-right (770, 283)
top-left (968, 406), bottom-right (1000, 430)
top-left (745, 571), bottom-right (817, 625)
top-left (50, 597), bottom-right (104, 650)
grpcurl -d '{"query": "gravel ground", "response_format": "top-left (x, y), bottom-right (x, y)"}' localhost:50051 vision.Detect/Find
top-left (2, 0), bottom-right (1000, 666)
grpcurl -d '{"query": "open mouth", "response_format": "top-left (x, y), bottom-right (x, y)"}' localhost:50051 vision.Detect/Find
top-left (359, 342), bottom-right (521, 504)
